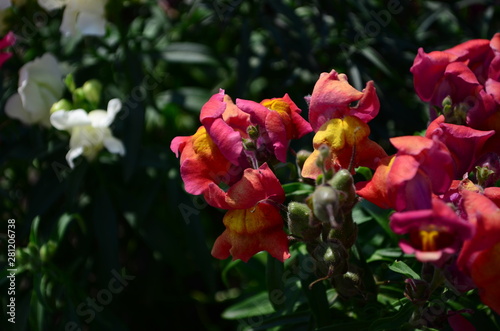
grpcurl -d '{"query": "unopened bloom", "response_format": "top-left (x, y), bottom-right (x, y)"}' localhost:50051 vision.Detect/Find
top-left (37, 0), bottom-right (107, 36)
top-left (50, 99), bottom-right (125, 168)
top-left (457, 191), bottom-right (500, 315)
top-left (390, 198), bottom-right (473, 266)
top-left (357, 135), bottom-right (454, 211)
top-left (208, 163), bottom-right (290, 262)
top-left (5, 53), bottom-right (64, 126)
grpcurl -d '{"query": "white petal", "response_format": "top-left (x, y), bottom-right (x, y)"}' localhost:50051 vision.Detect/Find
top-left (76, 11), bottom-right (106, 36)
top-left (87, 110), bottom-right (109, 127)
top-left (66, 146), bottom-right (84, 169)
top-left (0, 0), bottom-right (12, 11)
top-left (50, 109), bottom-right (91, 131)
top-left (88, 99), bottom-right (121, 127)
top-left (4, 93), bottom-right (33, 125)
top-left (60, 6), bottom-right (78, 36)
top-left (103, 136), bottom-right (125, 156)
top-left (37, 0), bottom-right (65, 11)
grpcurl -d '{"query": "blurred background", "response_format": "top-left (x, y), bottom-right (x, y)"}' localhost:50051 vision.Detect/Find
top-left (1, 0), bottom-right (500, 330)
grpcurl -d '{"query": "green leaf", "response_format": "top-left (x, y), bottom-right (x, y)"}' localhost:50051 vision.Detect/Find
top-left (92, 187), bottom-right (119, 282)
top-left (355, 166), bottom-right (372, 181)
top-left (56, 214), bottom-right (74, 242)
top-left (358, 199), bottom-right (398, 243)
top-left (282, 182), bottom-right (314, 197)
top-left (162, 42), bottom-right (218, 65)
top-left (389, 261), bottom-right (420, 280)
top-left (156, 87), bottom-right (212, 114)
top-left (266, 255), bottom-right (285, 312)
top-left (221, 292), bottom-right (275, 320)
top-left (359, 46), bottom-right (393, 77)
top-left (369, 301), bottom-right (414, 331)
top-left (252, 311), bottom-right (311, 330)
top-left (367, 247), bottom-right (405, 263)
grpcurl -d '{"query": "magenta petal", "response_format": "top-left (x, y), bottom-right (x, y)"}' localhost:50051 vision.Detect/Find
top-left (0, 31), bottom-right (15, 49)
top-left (205, 118), bottom-right (245, 165)
top-left (199, 89), bottom-right (226, 122)
top-left (486, 78), bottom-right (500, 105)
top-left (348, 80), bottom-right (380, 123)
top-left (170, 135), bottom-right (191, 158)
top-left (236, 99), bottom-right (268, 127)
top-left (290, 110), bottom-right (312, 138)
top-left (0, 53), bottom-right (12, 67)
top-left (427, 116), bottom-right (495, 177)
top-left (265, 111), bottom-right (288, 162)
top-left (410, 48), bottom-right (458, 102)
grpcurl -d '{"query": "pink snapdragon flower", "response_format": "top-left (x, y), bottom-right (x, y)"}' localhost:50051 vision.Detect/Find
top-left (0, 31), bottom-right (14, 67)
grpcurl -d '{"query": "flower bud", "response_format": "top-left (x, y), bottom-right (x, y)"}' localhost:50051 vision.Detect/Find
top-left (333, 270), bottom-right (363, 298)
top-left (72, 87), bottom-right (86, 106)
top-left (247, 125), bottom-right (259, 140)
top-left (40, 240), bottom-right (57, 263)
top-left (296, 149), bottom-right (312, 171)
top-left (50, 99), bottom-right (72, 114)
top-left (312, 239), bottom-right (348, 277)
top-left (312, 185), bottom-right (340, 227)
top-left (404, 278), bottom-right (430, 305)
top-left (474, 152), bottom-right (500, 187)
top-left (83, 79), bottom-right (102, 106)
top-left (328, 214), bottom-right (358, 249)
top-left (242, 138), bottom-right (256, 151)
top-left (328, 169), bottom-right (357, 210)
top-left (287, 202), bottom-right (321, 242)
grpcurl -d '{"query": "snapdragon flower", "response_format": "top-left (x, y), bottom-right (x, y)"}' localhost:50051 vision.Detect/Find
top-left (50, 99), bottom-right (125, 168)
top-left (38, 0), bottom-right (107, 37)
top-left (5, 53), bottom-right (64, 126)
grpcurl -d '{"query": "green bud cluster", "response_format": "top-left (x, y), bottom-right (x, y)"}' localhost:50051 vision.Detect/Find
top-left (52, 75), bottom-right (105, 113)
top-left (286, 163), bottom-right (361, 292)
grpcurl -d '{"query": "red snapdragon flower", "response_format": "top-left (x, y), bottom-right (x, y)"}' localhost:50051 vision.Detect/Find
top-left (457, 191), bottom-right (500, 315)
top-left (390, 198), bottom-right (473, 266)
top-left (410, 33), bottom-right (500, 128)
top-left (357, 135), bottom-right (454, 211)
top-left (426, 115), bottom-right (494, 177)
top-left (170, 126), bottom-right (240, 200)
top-left (301, 70), bottom-right (386, 177)
top-left (208, 163), bottom-right (290, 262)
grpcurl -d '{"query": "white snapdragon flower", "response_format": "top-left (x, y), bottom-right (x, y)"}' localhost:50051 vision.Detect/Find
top-left (5, 53), bottom-right (64, 127)
top-left (37, 0), bottom-right (107, 37)
top-left (50, 99), bottom-right (125, 168)
top-left (0, 0), bottom-right (11, 10)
